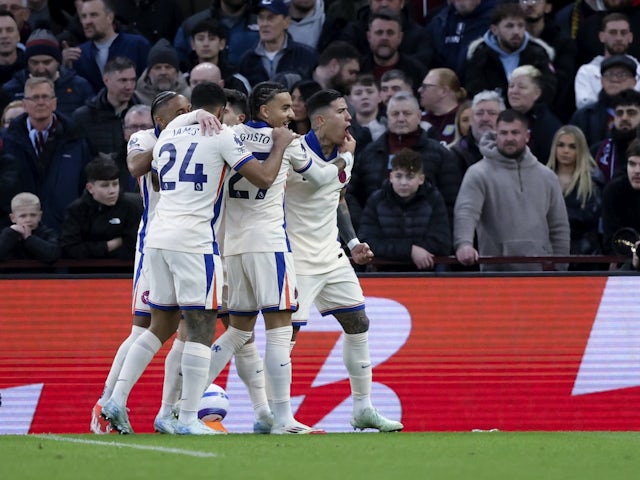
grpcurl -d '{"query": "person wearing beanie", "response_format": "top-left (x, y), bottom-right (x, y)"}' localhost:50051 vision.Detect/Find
top-left (134, 38), bottom-right (191, 106)
top-left (2, 28), bottom-right (94, 118)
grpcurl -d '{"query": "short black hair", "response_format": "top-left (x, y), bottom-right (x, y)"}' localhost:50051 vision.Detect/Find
top-left (191, 81), bottom-right (227, 110)
top-left (611, 89), bottom-right (640, 109)
top-left (368, 8), bottom-right (403, 30)
top-left (190, 19), bottom-right (228, 40)
top-left (249, 81), bottom-right (289, 120)
top-left (305, 89), bottom-right (343, 119)
top-left (497, 108), bottom-right (530, 128)
top-left (224, 88), bottom-right (249, 117)
top-left (317, 41), bottom-right (361, 66)
top-left (627, 138), bottom-right (640, 158)
top-left (391, 148), bottom-right (423, 174)
top-left (103, 56), bottom-right (136, 75)
top-left (85, 154), bottom-right (119, 182)
top-left (490, 3), bottom-right (526, 25)
top-left (150, 90), bottom-right (178, 118)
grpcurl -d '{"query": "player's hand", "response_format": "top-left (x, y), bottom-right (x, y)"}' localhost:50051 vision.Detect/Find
top-left (456, 244), bottom-right (478, 266)
top-left (351, 242), bottom-right (374, 265)
top-left (272, 126), bottom-right (296, 148)
top-left (61, 41), bottom-right (81, 67)
top-left (338, 130), bottom-right (356, 156)
top-left (196, 109), bottom-right (222, 136)
top-left (107, 237), bottom-right (123, 252)
top-left (411, 245), bottom-right (434, 270)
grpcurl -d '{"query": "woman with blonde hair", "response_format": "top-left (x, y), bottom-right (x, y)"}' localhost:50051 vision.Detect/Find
top-left (547, 125), bottom-right (603, 264)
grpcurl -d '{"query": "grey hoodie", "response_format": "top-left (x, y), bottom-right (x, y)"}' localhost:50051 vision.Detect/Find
top-left (287, 0), bottom-right (325, 50)
top-left (454, 131), bottom-right (570, 271)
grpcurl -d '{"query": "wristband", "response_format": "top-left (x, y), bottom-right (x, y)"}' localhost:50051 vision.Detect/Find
top-left (347, 238), bottom-right (360, 250)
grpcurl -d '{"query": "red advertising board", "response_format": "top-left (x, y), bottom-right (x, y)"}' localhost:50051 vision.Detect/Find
top-left (1, 276), bottom-right (640, 434)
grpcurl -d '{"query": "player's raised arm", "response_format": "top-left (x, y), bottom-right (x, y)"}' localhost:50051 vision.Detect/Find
top-left (236, 126), bottom-right (295, 189)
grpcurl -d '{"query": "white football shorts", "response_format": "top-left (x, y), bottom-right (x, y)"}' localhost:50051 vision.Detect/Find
top-left (291, 257), bottom-right (365, 326)
top-left (226, 251), bottom-right (298, 315)
top-left (145, 247), bottom-right (222, 311)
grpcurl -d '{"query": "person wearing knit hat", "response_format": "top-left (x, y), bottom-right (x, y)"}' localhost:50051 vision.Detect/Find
top-left (134, 38), bottom-right (191, 106)
top-left (1, 27), bottom-right (94, 117)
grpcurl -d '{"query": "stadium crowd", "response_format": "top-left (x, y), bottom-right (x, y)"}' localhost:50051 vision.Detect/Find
top-left (2, 0), bottom-right (640, 272)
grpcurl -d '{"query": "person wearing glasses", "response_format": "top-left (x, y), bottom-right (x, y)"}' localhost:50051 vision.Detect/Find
top-left (2, 76), bottom-right (92, 233)
top-left (570, 55), bottom-right (639, 147)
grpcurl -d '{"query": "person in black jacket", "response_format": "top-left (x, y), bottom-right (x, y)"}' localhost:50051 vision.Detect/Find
top-left (359, 148), bottom-right (451, 271)
top-left (60, 155), bottom-right (142, 261)
top-left (0, 192), bottom-right (60, 263)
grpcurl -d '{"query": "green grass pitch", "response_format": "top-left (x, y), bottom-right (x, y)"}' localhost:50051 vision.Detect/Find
top-left (1, 432), bottom-right (640, 480)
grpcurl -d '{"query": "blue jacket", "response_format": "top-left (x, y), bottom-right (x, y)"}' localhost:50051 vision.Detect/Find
top-left (2, 66), bottom-right (95, 118)
top-left (2, 113), bottom-right (92, 233)
top-left (425, 0), bottom-right (495, 79)
top-left (237, 34), bottom-right (318, 88)
top-left (73, 32), bottom-right (151, 92)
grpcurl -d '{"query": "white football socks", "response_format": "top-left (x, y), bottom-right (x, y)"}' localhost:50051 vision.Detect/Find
top-left (265, 326), bottom-right (294, 426)
top-left (178, 342), bottom-right (212, 425)
top-left (111, 329), bottom-right (162, 406)
top-left (157, 338), bottom-right (184, 418)
top-left (234, 341), bottom-right (270, 419)
top-left (99, 325), bottom-right (146, 405)
top-left (206, 325), bottom-right (253, 386)
top-left (343, 332), bottom-right (373, 414)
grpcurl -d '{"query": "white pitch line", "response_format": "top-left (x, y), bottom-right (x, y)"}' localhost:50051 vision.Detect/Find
top-left (33, 434), bottom-right (217, 458)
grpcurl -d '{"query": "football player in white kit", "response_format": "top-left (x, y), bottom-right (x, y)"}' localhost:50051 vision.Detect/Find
top-left (91, 92), bottom-right (205, 434)
top-left (285, 89), bottom-right (404, 432)
top-left (101, 82), bottom-right (294, 435)
top-left (205, 82), bottom-right (348, 434)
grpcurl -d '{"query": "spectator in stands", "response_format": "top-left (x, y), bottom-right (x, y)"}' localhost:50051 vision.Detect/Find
top-left (26, 0), bottom-right (63, 33)
top-left (450, 100), bottom-right (472, 147)
top-left (289, 79), bottom-right (321, 135)
top-left (3, 77), bottom-right (92, 233)
top-left (520, 0), bottom-right (577, 122)
top-left (601, 137), bottom-right (640, 254)
top-left (350, 91), bottom-right (461, 223)
top-left (2, 29), bottom-right (94, 118)
top-left (425, 0), bottom-right (495, 80)
top-left (109, 0), bottom-right (183, 45)
top-left (418, 68), bottom-right (468, 146)
top-left (575, 0), bottom-right (640, 68)
top-left (454, 109), bottom-right (570, 271)
top-left (464, 3), bottom-right (557, 105)
top-left (574, 13), bottom-right (639, 110)
top-left (327, 0), bottom-right (432, 65)
top-left (222, 87), bottom-right (248, 126)
top-left (0, 191), bottom-right (59, 262)
top-left (359, 148), bottom-right (451, 271)
top-left (122, 104), bottom-right (152, 144)
top-left (507, 65), bottom-right (562, 163)
top-left (135, 39), bottom-right (191, 106)
top-left (317, 0), bottom-right (367, 52)
top-left (546, 125), bottom-right (603, 262)
top-left (359, 9), bottom-right (427, 91)
top-left (189, 62), bottom-right (223, 88)
top-left (451, 90), bottom-right (505, 175)
top-left (570, 54), bottom-right (639, 147)
top-left (73, 56), bottom-right (140, 192)
top-left (311, 41), bottom-right (361, 96)
top-left (0, 0), bottom-right (30, 43)
top-left (348, 73), bottom-right (386, 143)
top-left (173, 0), bottom-right (259, 68)
top-left (554, 0), bottom-right (603, 41)
top-left (592, 89), bottom-right (640, 184)
top-left (237, 0), bottom-right (317, 88)
top-left (60, 155), bottom-right (142, 261)
top-left (0, 11), bottom-right (26, 85)
top-left (378, 68), bottom-right (412, 107)
top-left (287, 0), bottom-right (324, 50)
top-left (1, 98), bottom-right (23, 128)
top-left (62, 0), bottom-right (150, 92)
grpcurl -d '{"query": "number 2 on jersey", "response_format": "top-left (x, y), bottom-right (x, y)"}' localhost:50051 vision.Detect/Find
top-left (228, 172), bottom-right (268, 199)
top-left (157, 142), bottom-right (208, 191)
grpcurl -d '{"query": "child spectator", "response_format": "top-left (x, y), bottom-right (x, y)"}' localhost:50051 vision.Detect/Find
top-left (60, 155), bottom-right (142, 261)
top-left (358, 148), bottom-right (451, 271)
top-left (0, 192), bottom-right (60, 262)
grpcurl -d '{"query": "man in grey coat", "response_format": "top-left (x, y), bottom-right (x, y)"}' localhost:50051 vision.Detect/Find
top-left (454, 109), bottom-right (570, 271)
